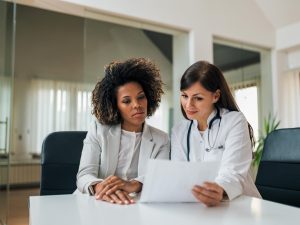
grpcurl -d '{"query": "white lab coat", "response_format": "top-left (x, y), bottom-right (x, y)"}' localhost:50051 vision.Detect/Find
top-left (171, 108), bottom-right (261, 200)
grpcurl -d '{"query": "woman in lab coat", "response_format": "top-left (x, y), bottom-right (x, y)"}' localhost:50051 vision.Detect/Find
top-left (171, 61), bottom-right (261, 207)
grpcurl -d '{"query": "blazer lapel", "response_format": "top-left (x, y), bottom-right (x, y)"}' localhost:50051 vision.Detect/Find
top-left (138, 123), bottom-right (155, 175)
top-left (105, 124), bottom-right (121, 177)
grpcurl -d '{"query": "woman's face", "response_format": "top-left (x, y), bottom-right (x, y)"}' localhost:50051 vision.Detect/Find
top-left (181, 82), bottom-right (220, 122)
top-left (116, 82), bottom-right (148, 132)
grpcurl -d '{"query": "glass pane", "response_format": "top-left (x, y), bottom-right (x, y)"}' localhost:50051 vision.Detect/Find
top-left (13, 5), bottom-right (85, 157)
top-left (0, 1), bottom-right (15, 224)
top-left (83, 18), bottom-right (173, 133)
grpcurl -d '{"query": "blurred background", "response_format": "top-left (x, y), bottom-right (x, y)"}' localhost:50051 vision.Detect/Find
top-left (1, 0), bottom-right (300, 224)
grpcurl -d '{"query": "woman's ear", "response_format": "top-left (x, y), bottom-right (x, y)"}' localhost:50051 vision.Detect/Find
top-left (213, 89), bottom-right (221, 103)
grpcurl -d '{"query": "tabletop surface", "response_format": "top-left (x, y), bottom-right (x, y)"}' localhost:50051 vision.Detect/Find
top-left (29, 194), bottom-right (300, 225)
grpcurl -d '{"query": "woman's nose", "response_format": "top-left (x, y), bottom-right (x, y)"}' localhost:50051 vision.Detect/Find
top-left (186, 98), bottom-right (193, 107)
top-left (133, 100), bottom-right (141, 109)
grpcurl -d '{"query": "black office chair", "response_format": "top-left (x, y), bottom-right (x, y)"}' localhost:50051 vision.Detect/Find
top-left (40, 131), bottom-right (87, 195)
top-left (255, 128), bottom-right (300, 207)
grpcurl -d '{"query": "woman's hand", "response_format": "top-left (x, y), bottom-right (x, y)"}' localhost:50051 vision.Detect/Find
top-left (98, 190), bottom-right (134, 205)
top-left (192, 182), bottom-right (224, 207)
top-left (94, 176), bottom-right (142, 204)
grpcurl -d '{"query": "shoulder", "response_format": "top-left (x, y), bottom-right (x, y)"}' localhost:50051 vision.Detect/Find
top-left (146, 124), bottom-right (170, 147)
top-left (147, 124), bottom-right (169, 143)
top-left (89, 118), bottom-right (116, 135)
top-left (221, 109), bottom-right (247, 125)
top-left (171, 119), bottom-right (191, 134)
top-left (220, 109), bottom-right (248, 133)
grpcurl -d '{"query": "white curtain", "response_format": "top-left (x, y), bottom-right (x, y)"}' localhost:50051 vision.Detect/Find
top-left (0, 75), bottom-right (11, 152)
top-left (29, 79), bottom-right (94, 153)
top-left (281, 71), bottom-right (300, 127)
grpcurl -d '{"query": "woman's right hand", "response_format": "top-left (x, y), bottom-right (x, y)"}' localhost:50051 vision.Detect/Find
top-left (93, 179), bottom-right (134, 204)
top-left (192, 182), bottom-right (224, 207)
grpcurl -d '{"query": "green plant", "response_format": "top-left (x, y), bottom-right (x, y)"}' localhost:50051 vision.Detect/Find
top-left (252, 114), bottom-right (280, 167)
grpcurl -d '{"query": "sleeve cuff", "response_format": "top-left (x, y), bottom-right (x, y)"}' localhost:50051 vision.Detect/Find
top-left (215, 179), bottom-right (242, 201)
top-left (132, 176), bottom-right (144, 184)
top-left (85, 180), bottom-right (103, 195)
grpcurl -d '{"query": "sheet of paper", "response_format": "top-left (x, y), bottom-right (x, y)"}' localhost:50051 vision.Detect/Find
top-left (139, 159), bottom-right (220, 203)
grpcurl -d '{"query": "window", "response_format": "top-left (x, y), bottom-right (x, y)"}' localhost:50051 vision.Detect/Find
top-left (0, 76), bottom-right (11, 154)
top-left (29, 79), bottom-right (94, 153)
top-left (231, 83), bottom-right (259, 140)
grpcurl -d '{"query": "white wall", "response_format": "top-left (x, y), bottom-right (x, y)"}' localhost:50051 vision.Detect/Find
top-left (287, 47), bottom-right (300, 69)
top-left (277, 21), bottom-right (300, 50)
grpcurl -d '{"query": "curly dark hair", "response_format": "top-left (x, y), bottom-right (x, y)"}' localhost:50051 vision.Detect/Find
top-left (92, 58), bottom-right (164, 125)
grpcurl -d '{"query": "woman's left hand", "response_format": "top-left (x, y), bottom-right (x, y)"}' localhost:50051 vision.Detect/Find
top-left (192, 182), bottom-right (224, 207)
top-left (98, 176), bottom-right (142, 198)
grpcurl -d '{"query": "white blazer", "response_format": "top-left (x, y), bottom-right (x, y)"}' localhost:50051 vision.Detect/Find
top-left (76, 120), bottom-right (170, 194)
top-left (171, 108), bottom-right (261, 200)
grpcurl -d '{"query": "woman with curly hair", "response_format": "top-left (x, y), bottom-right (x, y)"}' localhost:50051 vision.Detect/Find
top-left (76, 58), bottom-right (170, 205)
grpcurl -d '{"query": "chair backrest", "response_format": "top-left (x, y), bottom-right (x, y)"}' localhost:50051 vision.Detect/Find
top-left (255, 128), bottom-right (300, 207)
top-left (40, 131), bottom-right (87, 195)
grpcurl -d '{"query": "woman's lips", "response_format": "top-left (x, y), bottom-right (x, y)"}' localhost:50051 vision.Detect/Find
top-left (186, 110), bottom-right (197, 115)
top-left (132, 112), bottom-right (145, 118)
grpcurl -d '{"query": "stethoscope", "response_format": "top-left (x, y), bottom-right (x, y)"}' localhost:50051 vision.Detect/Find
top-left (186, 107), bottom-right (222, 161)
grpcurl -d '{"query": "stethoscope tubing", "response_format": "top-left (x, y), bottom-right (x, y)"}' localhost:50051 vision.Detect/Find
top-left (186, 107), bottom-right (222, 161)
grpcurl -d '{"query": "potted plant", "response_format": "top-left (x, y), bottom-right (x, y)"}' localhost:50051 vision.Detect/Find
top-left (251, 114), bottom-right (280, 179)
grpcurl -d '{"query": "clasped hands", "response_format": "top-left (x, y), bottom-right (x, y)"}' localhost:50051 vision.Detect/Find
top-left (93, 175), bottom-right (142, 205)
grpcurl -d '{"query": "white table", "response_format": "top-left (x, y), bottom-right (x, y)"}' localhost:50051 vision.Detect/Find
top-left (29, 194), bottom-right (300, 225)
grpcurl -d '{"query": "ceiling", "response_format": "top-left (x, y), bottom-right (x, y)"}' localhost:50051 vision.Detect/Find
top-left (254, 0), bottom-right (300, 28)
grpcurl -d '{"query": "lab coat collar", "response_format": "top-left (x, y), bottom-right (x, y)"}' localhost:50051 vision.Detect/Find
top-left (190, 110), bottom-right (217, 131)
top-left (192, 108), bottom-right (227, 129)
top-left (207, 108), bottom-right (218, 126)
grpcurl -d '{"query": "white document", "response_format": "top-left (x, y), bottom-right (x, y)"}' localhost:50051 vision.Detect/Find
top-left (139, 159), bottom-right (220, 203)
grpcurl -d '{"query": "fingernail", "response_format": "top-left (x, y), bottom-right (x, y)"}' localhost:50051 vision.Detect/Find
top-left (110, 200), bottom-right (114, 203)
top-left (125, 201), bottom-right (129, 204)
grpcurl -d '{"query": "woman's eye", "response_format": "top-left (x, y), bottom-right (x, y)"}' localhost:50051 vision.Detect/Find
top-left (195, 97), bottom-right (203, 101)
top-left (138, 95), bottom-right (145, 100)
top-left (181, 94), bottom-right (188, 99)
top-left (122, 100), bottom-right (130, 104)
